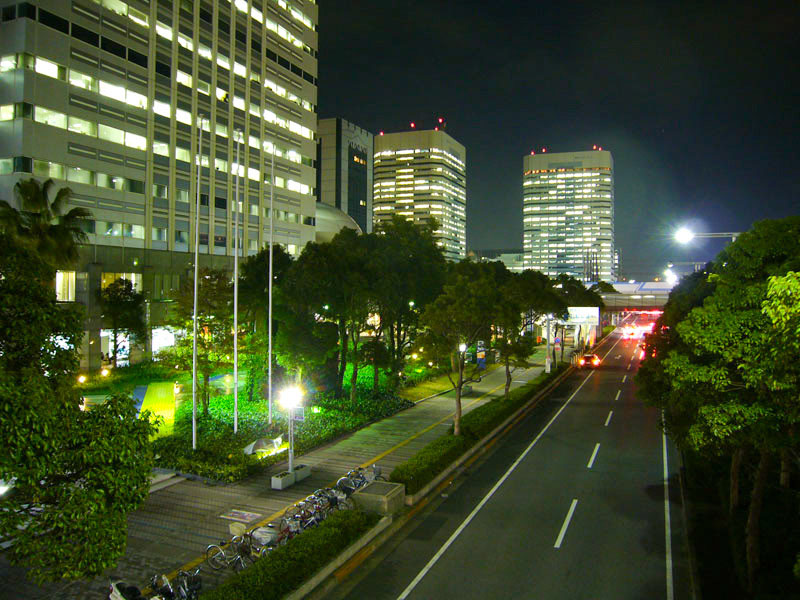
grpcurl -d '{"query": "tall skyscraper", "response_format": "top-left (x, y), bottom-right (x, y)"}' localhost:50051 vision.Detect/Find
top-left (522, 150), bottom-right (615, 281)
top-left (0, 0), bottom-right (318, 368)
top-left (373, 128), bottom-right (466, 260)
top-left (318, 117), bottom-right (373, 233)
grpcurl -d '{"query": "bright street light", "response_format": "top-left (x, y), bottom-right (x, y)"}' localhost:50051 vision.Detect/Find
top-left (674, 227), bottom-right (740, 244)
top-left (458, 343), bottom-right (467, 353)
top-left (664, 269), bottom-right (679, 285)
top-left (674, 227), bottom-right (695, 244)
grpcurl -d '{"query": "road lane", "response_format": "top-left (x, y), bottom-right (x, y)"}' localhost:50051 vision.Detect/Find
top-left (333, 325), bottom-right (690, 600)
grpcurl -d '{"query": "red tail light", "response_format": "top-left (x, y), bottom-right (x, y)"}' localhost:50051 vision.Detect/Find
top-left (592, 359), bottom-right (600, 366)
top-left (579, 359), bottom-right (586, 365)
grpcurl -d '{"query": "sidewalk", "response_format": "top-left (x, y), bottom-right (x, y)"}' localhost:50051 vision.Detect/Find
top-left (1, 350), bottom-right (549, 599)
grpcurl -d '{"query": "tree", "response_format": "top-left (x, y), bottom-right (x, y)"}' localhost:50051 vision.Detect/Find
top-left (0, 178), bottom-right (91, 267)
top-left (0, 235), bottom-right (157, 582)
top-left (165, 268), bottom-right (234, 416)
top-left (419, 260), bottom-right (499, 435)
top-left (238, 244), bottom-right (294, 333)
top-left (370, 216), bottom-right (447, 369)
top-left (97, 277), bottom-right (147, 367)
top-left (641, 217), bottom-right (800, 592)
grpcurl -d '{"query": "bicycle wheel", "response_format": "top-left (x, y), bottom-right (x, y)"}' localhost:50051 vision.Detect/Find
top-left (338, 497), bottom-right (355, 511)
top-left (205, 544), bottom-right (226, 570)
top-left (233, 554), bottom-right (254, 572)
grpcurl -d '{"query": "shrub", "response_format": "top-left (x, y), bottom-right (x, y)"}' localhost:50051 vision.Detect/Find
top-left (390, 364), bottom-right (568, 495)
top-left (200, 510), bottom-right (380, 600)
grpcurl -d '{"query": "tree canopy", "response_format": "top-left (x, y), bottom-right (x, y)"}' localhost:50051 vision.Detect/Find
top-left (0, 235), bottom-right (156, 582)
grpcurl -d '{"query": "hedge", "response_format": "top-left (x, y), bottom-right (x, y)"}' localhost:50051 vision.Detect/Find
top-left (390, 364), bottom-right (568, 494)
top-left (199, 510), bottom-right (380, 600)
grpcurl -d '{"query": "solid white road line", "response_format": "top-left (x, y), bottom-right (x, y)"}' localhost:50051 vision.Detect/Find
top-left (604, 411), bottom-right (613, 427)
top-left (614, 390), bottom-right (621, 402)
top-left (587, 443), bottom-right (600, 469)
top-left (554, 499), bottom-right (579, 549)
top-left (396, 367), bottom-right (602, 599)
top-left (663, 418), bottom-right (675, 600)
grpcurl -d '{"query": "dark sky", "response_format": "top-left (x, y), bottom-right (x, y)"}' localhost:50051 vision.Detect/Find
top-left (317, 1), bottom-right (799, 280)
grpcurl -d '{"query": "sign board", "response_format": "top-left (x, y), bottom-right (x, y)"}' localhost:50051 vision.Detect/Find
top-left (567, 306), bottom-right (600, 326)
top-left (291, 407), bottom-right (305, 422)
top-left (554, 337), bottom-right (561, 344)
top-left (220, 509), bottom-right (262, 523)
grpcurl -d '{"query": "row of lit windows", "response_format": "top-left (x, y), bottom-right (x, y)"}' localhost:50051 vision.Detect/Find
top-left (2, 51), bottom-right (316, 148)
top-left (9, 100), bottom-right (312, 196)
top-left (525, 167), bottom-right (611, 175)
top-left (374, 147), bottom-right (465, 170)
top-left (0, 157), bottom-right (143, 194)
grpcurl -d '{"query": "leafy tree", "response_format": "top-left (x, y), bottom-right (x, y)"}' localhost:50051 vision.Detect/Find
top-left (419, 260), bottom-right (499, 435)
top-left (0, 235), bottom-right (157, 582)
top-left (274, 307), bottom-right (339, 386)
top-left (371, 216), bottom-right (447, 369)
top-left (238, 244), bottom-right (293, 332)
top-left (0, 178), bottom-right (91, 267)
top-left (641, 217), bottom-right (800, 592)
top-left (165, 268), bottom-right (234, 416)
top-left (96, 277), bottom-right (147, 367)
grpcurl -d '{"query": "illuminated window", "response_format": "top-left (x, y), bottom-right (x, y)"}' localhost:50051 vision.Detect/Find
top-left (152, 227), bottom-right (167, 242)
top-left (126, 89), bottom-right (147, 109)
top-left (34, 57), bottom-right (60, 79)
top-left (67, 167), bottom-right (94, 185)
top-left (67, 116), bottom-right (96, 136)
top-left (34, 106), bottom-right (67, 129)
top-left (33, 160), bottom-right (65, 179)
top-left (98, 80), bottom-right (126, 101)
top-left (68, 69), bottom-right (95, 91)
top-left (55, 271), bottom-right (76, 302)
top-left (99, 124), bottom-right (125, 145)
top-left (102, 272), bottom-right (142, 291)
top-left (153, 100), bottom-right (170, 118)
top-left (0, 105), bottom-right (13, 121)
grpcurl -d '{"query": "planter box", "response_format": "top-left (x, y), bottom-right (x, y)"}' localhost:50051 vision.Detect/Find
top-left (271, 471), bottom-right (296, 490)
top-left (294, 464), bottom-right (311, 482)
top-left (353, 481), bottom-right (406, 516)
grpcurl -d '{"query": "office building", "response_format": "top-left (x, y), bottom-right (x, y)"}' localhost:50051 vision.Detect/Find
top-left (317, 117), bottom-right (372, 233)
top-left (0, 0), bottom-right (318, 368)
top-left (373, 128), bottom-right (466, 260)
top-left (522, 150), bottom-right (615, 281)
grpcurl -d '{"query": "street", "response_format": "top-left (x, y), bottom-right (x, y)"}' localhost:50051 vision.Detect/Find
top-left (332, 320), bottom-right (692, 600)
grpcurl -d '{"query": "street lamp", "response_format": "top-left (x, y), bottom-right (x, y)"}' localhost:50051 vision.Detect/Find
top-left (458, 343), bottom-right (467, 353)
top-left (664, 269), bottom-right (679, 286)
top-left (674, 227), bottom-right (740, 244)
top-left (279, 386), bottom-right (303, 473)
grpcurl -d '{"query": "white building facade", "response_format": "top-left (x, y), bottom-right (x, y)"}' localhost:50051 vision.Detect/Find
top-left (373, 129), bottom-right (466, 260)
top-left (523, 150), bottom-right (615, 281)
top-left (0, 0), bottom-right (318, 368)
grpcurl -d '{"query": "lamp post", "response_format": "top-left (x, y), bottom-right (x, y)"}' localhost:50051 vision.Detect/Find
top-left (279, 386), bottom-right (302, 473)
top-left (674, 227), bottom-right (741, 244)
top-left (545, 314), bottom-right (552, 373)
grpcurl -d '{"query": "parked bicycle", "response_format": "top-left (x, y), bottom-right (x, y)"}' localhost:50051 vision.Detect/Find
top-left (205, 525), bottom-right (258, 572)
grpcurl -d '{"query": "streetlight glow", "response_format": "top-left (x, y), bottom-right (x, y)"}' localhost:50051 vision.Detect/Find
top-left (458, 343), bottom-right (467, 353)
top-left (675, 227), bottom-right (695, 244)
top-left (279, 386), bottom-right (303, 410)
top-left (664, 269), bottom-right (679, 285)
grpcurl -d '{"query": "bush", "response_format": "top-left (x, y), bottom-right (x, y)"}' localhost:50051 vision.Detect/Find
top-left (602, 325), bottom-right (616, 337)
top-left (390, 364), bottom-right (567, 495)
top-left (77, 360), bottom-right (177, 394)
top-left (200, 510), bottom-right (380, 600)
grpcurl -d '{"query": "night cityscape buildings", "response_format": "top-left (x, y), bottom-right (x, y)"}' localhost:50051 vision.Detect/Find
top-left (522, 149), bottom-right (615, 281)
top-left (373, 128), bottom-right (467, 261)
top-left (317, 117), bottom-right (373, 234)
top-left (0, 0), bottom-right (318, 369)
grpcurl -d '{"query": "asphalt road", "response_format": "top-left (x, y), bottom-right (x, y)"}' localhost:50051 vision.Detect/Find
top-left (332, 317), bottom-right (692, 600)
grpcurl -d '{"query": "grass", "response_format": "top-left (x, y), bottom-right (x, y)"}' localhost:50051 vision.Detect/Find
top-left (398, 363), bottom-right (502, 402)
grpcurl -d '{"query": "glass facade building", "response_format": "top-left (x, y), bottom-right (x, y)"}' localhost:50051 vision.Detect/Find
top-left (317, 117), bottom-right (372, 233)
top-left (373, 129), bottom-right (466, 261)
top-left (522, 150), bottom-right (615, 281)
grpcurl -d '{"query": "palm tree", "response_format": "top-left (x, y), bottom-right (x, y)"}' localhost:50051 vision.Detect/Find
top-left (0, 178), bottom-right (91, 267)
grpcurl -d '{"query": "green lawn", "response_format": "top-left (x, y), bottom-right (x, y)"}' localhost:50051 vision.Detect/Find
top-left (140, 382), bottom-right (178, 438)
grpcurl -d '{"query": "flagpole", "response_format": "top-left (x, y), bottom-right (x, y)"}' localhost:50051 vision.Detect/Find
top-left (192, 116), bottom-right (205, 450)
top-left (268, 143), bottom-right (274, 425)
top-left (233, 129), bottom-right (241, 434)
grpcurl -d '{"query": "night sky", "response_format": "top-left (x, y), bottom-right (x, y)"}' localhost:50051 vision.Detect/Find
top-left (318, 1), bottom-right (799, 280)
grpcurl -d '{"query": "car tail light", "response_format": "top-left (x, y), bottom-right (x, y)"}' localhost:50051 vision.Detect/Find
top-left (592, 359), bottom-right (600, 366)
top-left (640, 350), bottom-right (645, 359)
top-left (579, 358), bottom-right (585, 365)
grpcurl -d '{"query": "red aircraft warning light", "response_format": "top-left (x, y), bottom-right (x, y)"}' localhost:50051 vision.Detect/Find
top-left (410, 122), bottom-right (416, 129)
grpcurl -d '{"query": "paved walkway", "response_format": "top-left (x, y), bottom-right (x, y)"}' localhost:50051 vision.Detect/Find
top-left (2, 351), bottom-right (549, 599)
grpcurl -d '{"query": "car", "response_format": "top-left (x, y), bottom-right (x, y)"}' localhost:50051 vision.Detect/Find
top-left (578, 354), bottom-right (601, 368)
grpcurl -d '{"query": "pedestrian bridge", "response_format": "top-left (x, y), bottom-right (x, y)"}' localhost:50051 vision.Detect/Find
top-left (596, 281), bottom-right (675, 312)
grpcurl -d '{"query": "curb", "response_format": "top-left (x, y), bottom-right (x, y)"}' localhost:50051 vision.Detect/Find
top-left (404, 364), bottom-right (574, 506)
top-left (283, 516), bottom-right (392, 600)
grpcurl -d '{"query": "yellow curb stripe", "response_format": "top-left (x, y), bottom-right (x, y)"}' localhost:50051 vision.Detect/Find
top-left (161, 381), bottom-right (507, 585)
